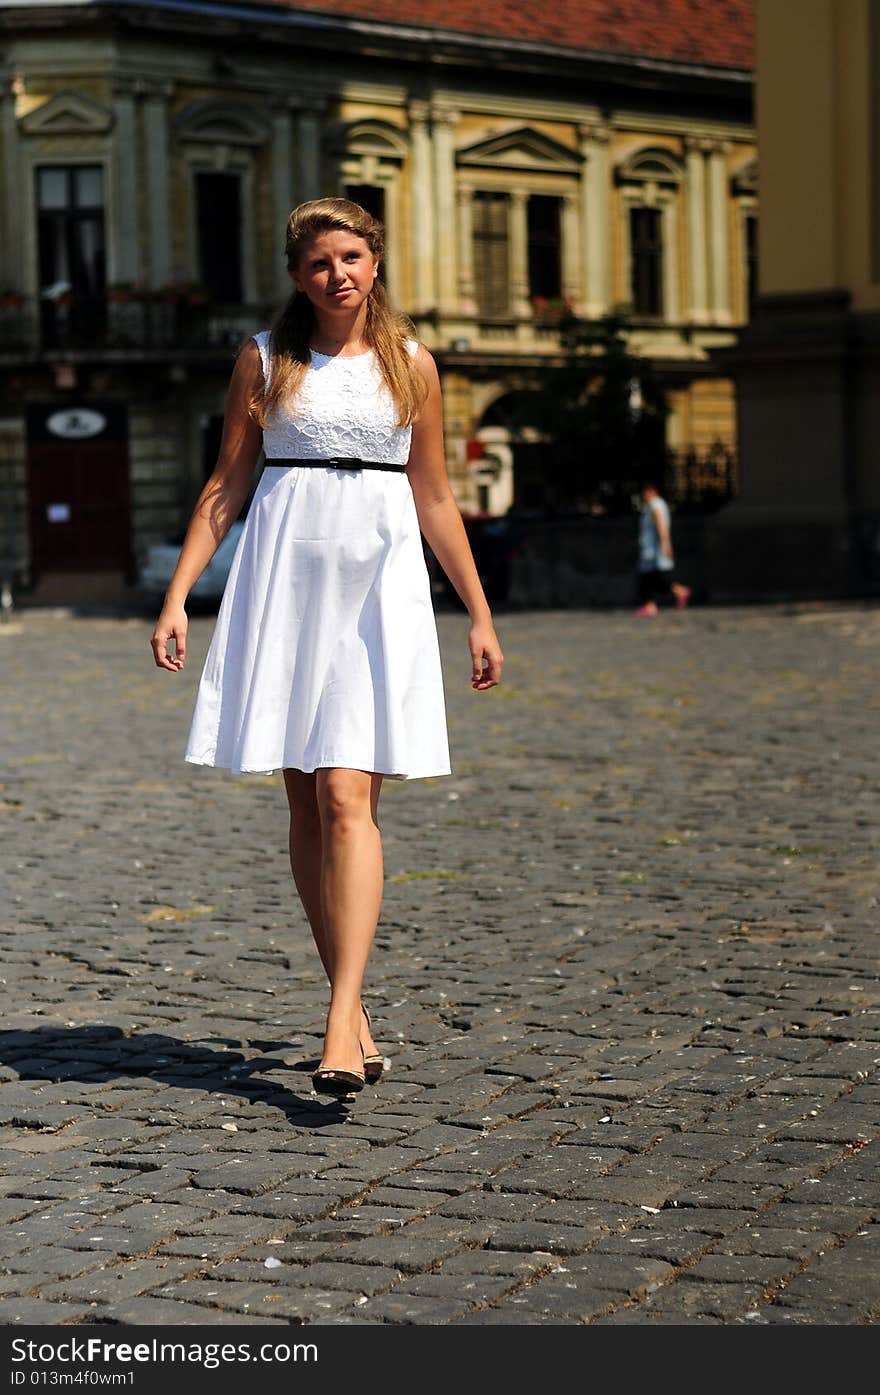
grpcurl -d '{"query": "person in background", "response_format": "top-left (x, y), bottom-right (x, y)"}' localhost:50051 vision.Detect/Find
top-left (635, 481), bottom-right (691, 616)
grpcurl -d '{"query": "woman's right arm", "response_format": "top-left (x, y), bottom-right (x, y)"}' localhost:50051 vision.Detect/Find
top-left (150, 340), bottom-right (264, 672)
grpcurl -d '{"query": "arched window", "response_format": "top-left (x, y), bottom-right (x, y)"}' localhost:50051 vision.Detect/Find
top-left (617, 148), bottom-right (683, 321)
top-left (173, 102), bottom-right (268, 305)
top-left (328, 120), bottom-right (408, 303)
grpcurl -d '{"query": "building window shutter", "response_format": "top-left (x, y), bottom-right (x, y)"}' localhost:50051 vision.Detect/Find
top-left (473, 192), bottom-right (510, 315)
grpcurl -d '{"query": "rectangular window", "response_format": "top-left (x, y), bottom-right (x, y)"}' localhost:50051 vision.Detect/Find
top-left (473, 192), bottom-right (510, 316)
top-left (745, 214), bottom-right (758, 317)
top-left (630, 206), bottom-right (663, 318)
top-left (36, 164), bottom-right (106, 347)
top-left (37, 164), bottom-right (105, 297)
top-left (527, 195), bottom-right (562, 302)
top-left (196, 172), bottom-right (243, 303)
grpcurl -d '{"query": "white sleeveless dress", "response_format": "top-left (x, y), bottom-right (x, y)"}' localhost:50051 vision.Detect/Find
top-left (184, 332), bottom-right (451, 779)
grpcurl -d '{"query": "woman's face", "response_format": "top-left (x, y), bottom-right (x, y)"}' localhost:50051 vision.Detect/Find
top-left (292, 229), bottom-right (378, 315)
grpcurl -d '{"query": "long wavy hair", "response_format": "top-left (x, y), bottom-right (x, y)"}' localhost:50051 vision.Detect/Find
top-left (250, 197), bottom-right (427, 429)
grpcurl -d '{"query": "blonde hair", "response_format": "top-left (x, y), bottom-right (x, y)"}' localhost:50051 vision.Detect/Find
top-left (250, 197), bottom-right (427, 429)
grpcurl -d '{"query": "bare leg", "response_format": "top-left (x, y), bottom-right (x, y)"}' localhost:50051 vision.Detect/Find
top-left (283, 769), bottom-right (325, 961)
top-left (282, 769), bottom-right (379, 1060)
top-left (314, 768), bottom-right (384, 1077)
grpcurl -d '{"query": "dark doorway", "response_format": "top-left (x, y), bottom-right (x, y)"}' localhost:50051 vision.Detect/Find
top-left (196, 173), bottom-right (243, 303)
top-left (27, 403), bottom-right (130, 579)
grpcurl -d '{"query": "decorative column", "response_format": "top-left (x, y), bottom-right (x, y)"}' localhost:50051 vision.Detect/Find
top-left (509, 188), bottom-right (531, 316)
top-left (408, 101), bottom-right (435, 312)
top-left (0, 75), bottom-right (22, 290)
top-left (708, 140), bottom-right (732, 323)
top-left (684, 136), bottom-right (709, 323)
top-left (561, 190), bottom-right (581, 308)
top-left (270, 96), bottom-right (295, 298)
top-left (456, 184), bottom-right (476, 314)
top-left (661, 192), bottom-right (681, 322)
top-left (111, 80), bottom-right (140, 284)
top-left (432, 106), bottom-right (458, 315)
top-left (297, 101), bottom-right (323, 203)
top-left (143, 82), bottom-right (173, 289)
top-left (578, 122), bottom-right (611, 317)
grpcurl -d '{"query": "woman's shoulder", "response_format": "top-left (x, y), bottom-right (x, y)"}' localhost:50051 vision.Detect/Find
top-left (405, 337), bottom-right (437, 371)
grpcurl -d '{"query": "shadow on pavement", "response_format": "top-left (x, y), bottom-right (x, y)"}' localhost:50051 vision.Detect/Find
top-left (0, 1025), bottom-right (357, 1126)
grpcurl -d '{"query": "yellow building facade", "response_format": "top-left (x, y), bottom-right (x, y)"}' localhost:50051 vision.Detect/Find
top-left (712, 0), bottom-right (880, 598)
top-left (0, 2), bottom-right (755, 600)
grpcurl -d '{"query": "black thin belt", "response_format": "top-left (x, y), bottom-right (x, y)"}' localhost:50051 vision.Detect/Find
top-left (264, 456), bottom-right (406, 473)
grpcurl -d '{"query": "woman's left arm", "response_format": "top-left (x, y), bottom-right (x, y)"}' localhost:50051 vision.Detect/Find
top-left (406, 347), bottom-right (504, 690)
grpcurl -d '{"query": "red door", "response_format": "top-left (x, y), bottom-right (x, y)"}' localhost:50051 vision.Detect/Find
top-left (27, 402), bottom-right (130, 579)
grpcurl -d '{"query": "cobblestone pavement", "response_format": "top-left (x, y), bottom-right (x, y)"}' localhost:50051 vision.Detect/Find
top-left (0, 602), bottom-right (878, 1327)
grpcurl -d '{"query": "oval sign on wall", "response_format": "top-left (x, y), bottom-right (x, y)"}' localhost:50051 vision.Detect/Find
top-left (46, 408), bottom-right (107, 440)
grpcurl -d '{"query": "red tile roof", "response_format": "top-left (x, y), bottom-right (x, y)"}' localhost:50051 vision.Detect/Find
top-left (264, 0), bottom-right (754, 71)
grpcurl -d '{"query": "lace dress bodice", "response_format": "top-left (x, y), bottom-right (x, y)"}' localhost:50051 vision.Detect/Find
top-left (253, 330), bottom-right (415, 467)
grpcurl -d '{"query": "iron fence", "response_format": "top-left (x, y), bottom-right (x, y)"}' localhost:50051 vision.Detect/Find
top-left (665, 442), bottom-right (738, 512)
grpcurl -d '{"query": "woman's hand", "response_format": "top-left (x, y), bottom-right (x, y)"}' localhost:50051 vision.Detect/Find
top-left (151, 600), bottom-right (188, 672)
top-left (469, 621), bottom-right (504, 691)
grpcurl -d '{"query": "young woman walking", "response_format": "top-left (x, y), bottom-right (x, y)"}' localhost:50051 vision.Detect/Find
top-left (151, 198), bottom-right (503, 1097)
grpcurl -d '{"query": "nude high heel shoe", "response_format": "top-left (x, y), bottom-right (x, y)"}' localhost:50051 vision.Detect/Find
top-left (312, 1045), bottom-right (366, 1097)
top-left (361, 1004), bottom-right (385, 1084)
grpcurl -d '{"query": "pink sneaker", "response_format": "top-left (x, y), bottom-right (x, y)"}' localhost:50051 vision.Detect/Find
top-left (675, 587), bottom-right (691, 609)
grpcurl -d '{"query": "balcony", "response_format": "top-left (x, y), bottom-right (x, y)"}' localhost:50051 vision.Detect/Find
top-left (0, 291), bottom-right (267, 360)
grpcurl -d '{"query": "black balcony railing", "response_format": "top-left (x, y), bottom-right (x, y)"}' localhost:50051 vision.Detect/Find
top-left (0, 293), bottom-right (266, 355)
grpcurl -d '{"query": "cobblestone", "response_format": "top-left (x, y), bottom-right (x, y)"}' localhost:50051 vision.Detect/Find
top-left (1, 603), bottom-right (879, 1324)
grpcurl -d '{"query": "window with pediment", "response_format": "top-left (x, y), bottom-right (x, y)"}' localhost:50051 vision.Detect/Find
top-left (617, 147), bottom-right (683, 322)
top-left (458, 126), bottom-right (580, 318)
top-left (174, 102), bottom-right (267, 304)
top-left (332, 121), bottom-right (407, 300)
